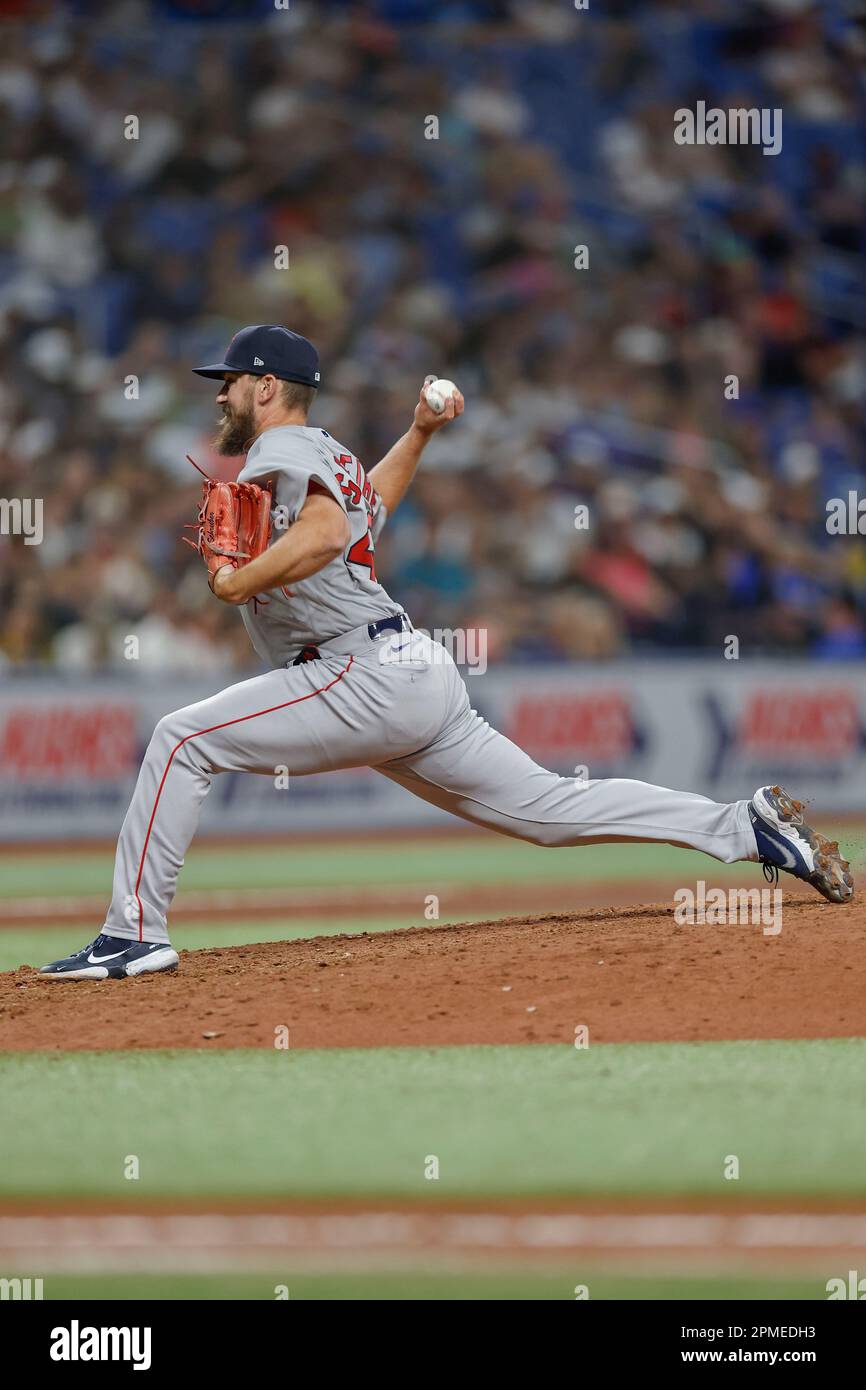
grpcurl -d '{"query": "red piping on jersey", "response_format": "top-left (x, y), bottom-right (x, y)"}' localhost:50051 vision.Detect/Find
top-left (132, 656), bottom-right (354, 939)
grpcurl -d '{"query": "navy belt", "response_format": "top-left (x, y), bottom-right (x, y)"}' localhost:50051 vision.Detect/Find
top-left (367, 614), bottom-right (410, 641)
top-left (291, 613), bottom-right (411, 666)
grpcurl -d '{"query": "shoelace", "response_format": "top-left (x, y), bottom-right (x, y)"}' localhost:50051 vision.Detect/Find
top-left (761, 860), bottom-right (780, 886)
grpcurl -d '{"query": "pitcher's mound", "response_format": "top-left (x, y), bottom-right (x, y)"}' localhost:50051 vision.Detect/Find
top-left (2, 899), bottom-right (863, 1051)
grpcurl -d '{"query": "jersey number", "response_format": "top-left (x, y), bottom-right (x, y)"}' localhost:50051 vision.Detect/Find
top-left (333, 453), bottom-right (377, 582)
top-left (346, 530), bottom-right (377, 580)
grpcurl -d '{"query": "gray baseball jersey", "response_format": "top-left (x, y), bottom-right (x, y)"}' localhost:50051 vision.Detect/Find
top-left (237, 425), bottom-right (402, 667)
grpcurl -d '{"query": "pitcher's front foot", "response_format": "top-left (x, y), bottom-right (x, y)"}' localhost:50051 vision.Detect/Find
top-left (749, 785), bottom-right (854, 904)
top-left (38, 933), bottom-right (179, 980)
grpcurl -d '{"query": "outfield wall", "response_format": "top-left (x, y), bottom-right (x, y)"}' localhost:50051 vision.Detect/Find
top-left (0, 660), bottom-right (863, 840)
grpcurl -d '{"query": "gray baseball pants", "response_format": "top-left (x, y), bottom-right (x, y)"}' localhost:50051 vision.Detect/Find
top-left (103, 630), bottom-right (757, 943)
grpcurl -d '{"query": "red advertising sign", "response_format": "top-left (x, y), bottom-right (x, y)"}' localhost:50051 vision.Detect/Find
top-left (0, 704), bottom-right (138, 781)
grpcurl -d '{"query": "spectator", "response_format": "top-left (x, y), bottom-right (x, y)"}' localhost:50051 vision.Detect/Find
top-left (0, 2), bottom-right (861, 671)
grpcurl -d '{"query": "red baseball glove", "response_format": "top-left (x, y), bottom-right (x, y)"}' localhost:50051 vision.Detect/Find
top-left (183, 457), bottom-right (272, 591)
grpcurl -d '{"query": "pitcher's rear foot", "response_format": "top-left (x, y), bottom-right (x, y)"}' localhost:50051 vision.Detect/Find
top-left (749, 785), bottom-right (854, 904)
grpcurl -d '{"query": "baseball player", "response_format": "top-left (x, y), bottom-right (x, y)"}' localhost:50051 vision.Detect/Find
top-left (39, 325), bottom-right (853, 979)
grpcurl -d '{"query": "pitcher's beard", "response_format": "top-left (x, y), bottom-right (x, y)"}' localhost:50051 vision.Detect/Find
top-left (214, 406), bottom-right (254, 456)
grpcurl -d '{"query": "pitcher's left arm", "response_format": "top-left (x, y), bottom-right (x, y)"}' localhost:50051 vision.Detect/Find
top-left (213, 488), bottom-right (349, 605)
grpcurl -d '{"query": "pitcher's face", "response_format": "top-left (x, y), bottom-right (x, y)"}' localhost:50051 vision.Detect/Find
top-left (213, 373), bottom-right (257, 455)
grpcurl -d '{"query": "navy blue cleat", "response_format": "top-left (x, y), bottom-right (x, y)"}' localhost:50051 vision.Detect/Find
top-left (38, 933), bottom-right (179, 981)
top-left (749, 785), bottom-right (854, 905)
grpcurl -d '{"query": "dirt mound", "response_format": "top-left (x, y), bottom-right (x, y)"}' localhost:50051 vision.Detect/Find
top-left (2, 897), bottom-right (864, 1051)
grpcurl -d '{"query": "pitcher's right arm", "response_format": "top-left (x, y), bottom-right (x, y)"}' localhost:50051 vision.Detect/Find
top-left (367, 379), bottom-right (464, 517)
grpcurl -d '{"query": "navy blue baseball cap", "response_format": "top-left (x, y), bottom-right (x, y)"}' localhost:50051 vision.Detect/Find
top-left (193, 325), bottom-right (320, 387)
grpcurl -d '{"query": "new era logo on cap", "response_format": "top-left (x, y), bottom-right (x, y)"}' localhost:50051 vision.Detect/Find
top-left (192, 325), bottom-right (320, 388)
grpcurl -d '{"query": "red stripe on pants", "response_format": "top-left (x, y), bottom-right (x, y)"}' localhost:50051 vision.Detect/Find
top-left (132, 657), bottom-right (354, 939)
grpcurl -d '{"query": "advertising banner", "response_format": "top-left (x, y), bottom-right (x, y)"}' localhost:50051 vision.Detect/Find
top-left (0, 661), bottom-right (863, 841)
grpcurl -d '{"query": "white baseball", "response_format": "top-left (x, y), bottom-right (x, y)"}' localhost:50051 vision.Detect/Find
top-left (424, 378), bottom-right (458, 414)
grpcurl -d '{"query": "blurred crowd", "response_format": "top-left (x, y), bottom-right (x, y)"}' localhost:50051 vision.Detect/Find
top-left (0, 0), bottom-right (864, 674)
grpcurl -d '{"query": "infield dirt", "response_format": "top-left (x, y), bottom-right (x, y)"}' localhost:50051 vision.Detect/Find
top-left (1, 897), bottom-right (863, 1050)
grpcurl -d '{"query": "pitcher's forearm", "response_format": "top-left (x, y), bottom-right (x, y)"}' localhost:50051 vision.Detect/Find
top-left (214, 497), bottom-right (349, 603)
top-left (216, 539), bottom-right (337, 603)
top-left (368, 423), bottom-right (431, 515)
top-left (369, 380), bottom-right (465, 514)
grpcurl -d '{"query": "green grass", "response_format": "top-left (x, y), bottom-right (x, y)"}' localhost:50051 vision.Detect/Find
top-left (2, 1040), bottom-right (865, 1201)
top-left (5, 824), bottom-right (864, 974)
top-left (0, 839), bottom-right (662, 897)
top-left (0, 827), bottom-right (817, 976)
top-left (4, 825), bottom-right (862, 900)
top-left (1, 917), bottom-right (420, 975)
top-left (0, 834), bottom-right (771, 974)
top-left (22, 1271), bottom-right (829, 1301)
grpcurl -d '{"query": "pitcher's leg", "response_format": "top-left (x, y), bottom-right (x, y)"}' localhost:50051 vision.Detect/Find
top-left (104, 658), bottom-right (357, 944)
top-left (379, 705), bottom-right (755, 864)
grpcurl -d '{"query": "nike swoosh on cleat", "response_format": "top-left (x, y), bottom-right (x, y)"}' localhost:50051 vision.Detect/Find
top-left (86, 950), bottom-right (129, 964)
top-left (755, 828), bottom-right (801, 871)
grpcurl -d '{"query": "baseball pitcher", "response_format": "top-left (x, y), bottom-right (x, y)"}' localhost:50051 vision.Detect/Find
top-left (39, 325), bottom-right (854, 979)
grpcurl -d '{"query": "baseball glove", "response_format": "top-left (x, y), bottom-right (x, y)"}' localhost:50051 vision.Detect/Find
top-left (183, 456), bottom-right (273, 591)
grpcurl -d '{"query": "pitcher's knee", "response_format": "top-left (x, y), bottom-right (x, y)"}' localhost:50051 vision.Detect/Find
top-left (145, 710), bottom-right (217, 782)
top-left (513, 821), bottom-right (567, 848)
top-left (149, 708), bottom-right (195, 757)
